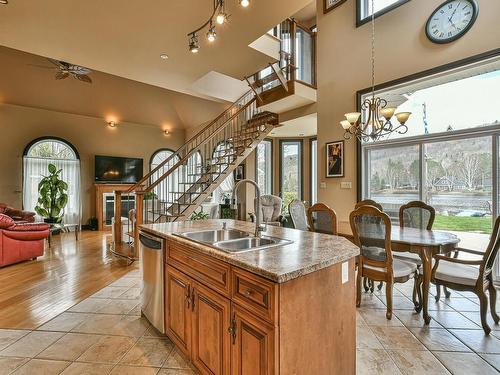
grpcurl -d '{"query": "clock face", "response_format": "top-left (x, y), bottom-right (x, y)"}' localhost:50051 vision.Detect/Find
top-left (426, 0), bottom-right (478, 44)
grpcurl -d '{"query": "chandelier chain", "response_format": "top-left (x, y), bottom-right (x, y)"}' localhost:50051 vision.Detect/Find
top-left (371, 0), bottom-right (375, 96)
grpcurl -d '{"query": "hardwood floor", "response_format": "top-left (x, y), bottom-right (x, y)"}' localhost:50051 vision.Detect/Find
top-left (0, 231), bottom-right (136, 330)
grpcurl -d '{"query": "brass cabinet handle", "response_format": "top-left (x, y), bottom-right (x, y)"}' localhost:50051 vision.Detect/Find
top-left (228, 315), bottom-right (237, 345)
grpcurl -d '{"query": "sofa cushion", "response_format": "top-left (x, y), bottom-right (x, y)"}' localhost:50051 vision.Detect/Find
top-left (0, 214), bottom-right (15, 229)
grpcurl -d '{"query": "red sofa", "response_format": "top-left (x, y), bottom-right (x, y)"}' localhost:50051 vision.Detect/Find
top-left (0, 214), bottom-right (49, 267)
top-left (0, 203), bottom-right (36, 223)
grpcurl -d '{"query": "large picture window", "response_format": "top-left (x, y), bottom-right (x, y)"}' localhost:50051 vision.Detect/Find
top-left (357, 0), bottom-right (410, 26)
top-left (23, 138), bottom-right (81, 224)
top-left (256, 139), bottom-right (273, 196)
top-left (280, 140), bottom-right (302, 210)
top-left (360, 53), bottom-right (500, 262)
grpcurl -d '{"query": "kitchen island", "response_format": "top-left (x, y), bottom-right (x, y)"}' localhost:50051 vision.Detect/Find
top-left (140, 219), bottom-right (359, 375)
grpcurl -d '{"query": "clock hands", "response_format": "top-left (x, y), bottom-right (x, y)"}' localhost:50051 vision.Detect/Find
top-left (448, 1), bottom-right (461, 24)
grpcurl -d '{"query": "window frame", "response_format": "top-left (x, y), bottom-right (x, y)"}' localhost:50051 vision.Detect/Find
top-left (310, 137), bottom-right (318, 205)
top-left (279, 139), bottom-right (304, 201)
top-left (255, 138), bottom-right (274, 196)
top-left (149, 148), bottom-right (176, 171)
top-left (23, 136), bottom-right (80, 160)
top-left (356, 0), bottom-right (410, 27)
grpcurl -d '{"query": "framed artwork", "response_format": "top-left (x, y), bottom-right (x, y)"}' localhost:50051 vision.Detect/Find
top-left (234, 164), bottom-right (245, 181)
top-left (326, 141), bottom-right (344, 178)
top-left (324, 0), bottom-right (347, 14)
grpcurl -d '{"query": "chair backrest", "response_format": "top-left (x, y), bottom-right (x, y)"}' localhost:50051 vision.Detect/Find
top-left (355, 199), bottom-right (383, 211)
top-left (481, 216), bottom-right (500, 279)
top-left (259, 195), bottom-right (282, 222)
top-left (350, 205), bottom-right (393, 271)
top-left (399, 201), bottom-right (435, 230)
top-left (307, 203), bottom-right (337, 235)
top-left (288, 199), bottom-right (308, 231)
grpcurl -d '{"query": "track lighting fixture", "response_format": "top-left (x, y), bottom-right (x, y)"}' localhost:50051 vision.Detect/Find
top-left (187, 0), bottom-right (231, 53)
top-left (189, 34), bottom-right (199, 53)
top-left (239, 0), bottom-right (249, 7)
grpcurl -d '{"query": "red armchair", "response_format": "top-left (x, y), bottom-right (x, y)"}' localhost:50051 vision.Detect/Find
top-left (0, 214), bottom-right (49, 267)
top-left (0, 203), bottom-right (36, 223)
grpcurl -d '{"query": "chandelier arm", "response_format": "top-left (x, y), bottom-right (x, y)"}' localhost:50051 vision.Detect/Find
top-left (188, 0), bottom-right (223, 36)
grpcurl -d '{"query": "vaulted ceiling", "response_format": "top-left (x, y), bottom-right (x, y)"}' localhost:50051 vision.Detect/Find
top-left (0, 0), bottom-right (311, 100)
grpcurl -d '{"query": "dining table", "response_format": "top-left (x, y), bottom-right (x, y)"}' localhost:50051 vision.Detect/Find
top-left (337, 221), bottom-right (460, 324)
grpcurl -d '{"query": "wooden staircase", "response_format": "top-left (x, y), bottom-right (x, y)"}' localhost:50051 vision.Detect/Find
top-left (111, 91), bottom-right (279, 261)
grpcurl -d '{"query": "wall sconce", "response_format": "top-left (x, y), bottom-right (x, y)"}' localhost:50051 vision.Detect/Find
top-left (0, 1), bottom-right (8, 4)
top-left (164, 130), bottom-right (170, 136)
top-left (108, 121), bottom-right (117, 128)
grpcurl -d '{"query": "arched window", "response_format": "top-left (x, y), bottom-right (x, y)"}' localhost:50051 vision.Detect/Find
top-left (23, 137), bottom-right (81, 224)
top-left (150, 149), bottom-right (180, 209)
top-left (212, 142), bottom-right (234, 203)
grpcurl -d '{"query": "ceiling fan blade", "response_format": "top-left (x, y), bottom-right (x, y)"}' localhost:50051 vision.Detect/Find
top-left (74, 74), bottom-right (92, 84)
top-left (55, 71), bottom-right (69, 80)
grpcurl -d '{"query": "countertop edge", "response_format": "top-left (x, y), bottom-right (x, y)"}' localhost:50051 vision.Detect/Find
top-left (139, 224), bottom-right (360, 284)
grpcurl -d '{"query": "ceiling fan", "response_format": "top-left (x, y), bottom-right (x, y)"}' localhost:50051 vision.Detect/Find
top-left (32, 58), bottom-right (93, 83)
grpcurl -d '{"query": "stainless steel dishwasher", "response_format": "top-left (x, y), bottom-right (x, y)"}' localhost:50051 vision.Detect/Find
top-left (140, 231), bottom-right (165, 333)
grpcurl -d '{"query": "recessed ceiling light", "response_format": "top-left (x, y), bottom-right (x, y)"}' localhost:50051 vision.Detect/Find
top-left (160, 54), bottom-right (169, 60)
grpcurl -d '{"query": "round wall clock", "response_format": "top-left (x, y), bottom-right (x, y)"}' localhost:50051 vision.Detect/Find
top-left (426, 0), bottom-right (479, 44)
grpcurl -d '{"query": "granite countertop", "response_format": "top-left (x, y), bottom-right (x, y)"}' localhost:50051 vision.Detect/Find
top-left (139, 219), bottom-right (360, 283)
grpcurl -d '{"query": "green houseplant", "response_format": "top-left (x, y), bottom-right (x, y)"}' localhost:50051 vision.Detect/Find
top-left (35, 164), bottom-right (69, 223)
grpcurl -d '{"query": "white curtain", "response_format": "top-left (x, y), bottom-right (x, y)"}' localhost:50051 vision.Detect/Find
top-left (23, 157), bottom-right (81, 224)
top-left (212, 174), bottom-right (234, 203)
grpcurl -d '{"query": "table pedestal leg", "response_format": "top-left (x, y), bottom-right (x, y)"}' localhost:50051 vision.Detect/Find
top-left (422, 247), bottom-right (432, 324)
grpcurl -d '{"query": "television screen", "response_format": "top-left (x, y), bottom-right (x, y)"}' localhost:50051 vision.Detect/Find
top-left (95, 155), bottom-right (143, 183)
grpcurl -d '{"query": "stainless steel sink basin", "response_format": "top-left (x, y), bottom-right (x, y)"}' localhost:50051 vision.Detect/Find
top-left (174, 228), bottom-right (292, 253)
top-left (213, 235), bottom-right (293, 253)
top-left (176, 229), bottom-right (250, 244)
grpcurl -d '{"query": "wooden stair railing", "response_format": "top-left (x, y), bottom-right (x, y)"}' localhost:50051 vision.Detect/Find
top-left (111, 91), bottom-right (279, 262)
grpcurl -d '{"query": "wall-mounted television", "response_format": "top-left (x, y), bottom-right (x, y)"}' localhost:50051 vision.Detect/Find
top-left (95, 155), bottom-right (143, 184)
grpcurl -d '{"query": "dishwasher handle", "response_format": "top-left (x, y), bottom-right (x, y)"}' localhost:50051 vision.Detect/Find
top-left (139, 233), bottom-right (163, 250)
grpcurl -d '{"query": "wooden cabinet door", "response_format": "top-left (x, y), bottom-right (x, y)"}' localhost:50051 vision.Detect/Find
top-left (191, 282), bottom-right (231, 375)
top-left (165, 266), bottom-right (192, 356)
top-left (230, 304), bottom-right (276, 375)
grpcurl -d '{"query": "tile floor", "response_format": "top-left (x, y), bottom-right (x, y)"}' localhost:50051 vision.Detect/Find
top-left (0, 269), bottom-right (197, 375)
top-left (1, 268), bottom-right (500, 374)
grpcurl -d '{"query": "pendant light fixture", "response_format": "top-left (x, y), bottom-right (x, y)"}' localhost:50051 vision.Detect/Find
top-left (340, 0), bottom-right (411, 141)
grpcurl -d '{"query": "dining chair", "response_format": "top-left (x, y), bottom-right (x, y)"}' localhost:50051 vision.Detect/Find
top-left (355, 199), bottom-right (383, 211)
top-left (307, 203), bottom-right (337, 235)
top-left (350, 205), bottom-right (418, 319)
top-left (431, 215), bottom-right (500, 334)
top-left (249, 195), bottom-right (283, 226)
top-left (355, 199), bottom-right (384, 293)
top-left (397, 201), bottom-right (436, 308)
top-left (288, 199), bottom-right (308, 231)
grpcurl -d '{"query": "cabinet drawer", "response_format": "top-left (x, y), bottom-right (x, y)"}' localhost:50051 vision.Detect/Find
top-left (231, 268), bottom-right (277, 324)
top-left (167, 240), bottom-right (231, 297)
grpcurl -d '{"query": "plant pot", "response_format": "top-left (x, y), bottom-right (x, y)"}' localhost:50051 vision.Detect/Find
top-left (43, 218), bottom-right (62, 224)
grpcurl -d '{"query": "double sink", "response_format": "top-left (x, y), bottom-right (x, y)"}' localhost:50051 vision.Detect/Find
top-left (174, 228), bottom-right (292, 253)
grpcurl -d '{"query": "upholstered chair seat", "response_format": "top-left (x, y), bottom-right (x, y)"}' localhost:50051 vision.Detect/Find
top-left (433, 260), bottom-right (479, 287)
top-left (364, 259), bottom-right (417, 279)
top-left (249, 195), bottom-right (283, 226)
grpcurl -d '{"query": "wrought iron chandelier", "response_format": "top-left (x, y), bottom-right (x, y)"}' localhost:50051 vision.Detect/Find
top-left (187, 0), bottom-right (250, 53)
top-left (340, 0), bottom-right (411, 141)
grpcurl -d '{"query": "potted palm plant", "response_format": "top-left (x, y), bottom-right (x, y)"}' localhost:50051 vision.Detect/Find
top-left (35, 164), bottom-right (69, 223)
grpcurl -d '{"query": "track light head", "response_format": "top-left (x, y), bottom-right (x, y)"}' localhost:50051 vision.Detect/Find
top-left (207, 23), bottom-right (216, 42)
top-left (189, 34), bottom-right (200, 53)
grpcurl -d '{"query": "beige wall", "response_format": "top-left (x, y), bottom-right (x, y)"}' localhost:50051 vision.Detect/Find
top-left (0, 103), bottom-right (185, 223)
top-left (316, 0), bottom-right (500, 222)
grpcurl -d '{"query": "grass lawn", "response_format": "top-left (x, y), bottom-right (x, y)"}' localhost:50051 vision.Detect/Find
top-left (433, 215), bottom-right (492, 234)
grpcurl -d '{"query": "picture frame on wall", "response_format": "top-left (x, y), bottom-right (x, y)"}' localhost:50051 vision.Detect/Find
top-left (326, 140), bottom-right (344, 178)
top-left (324, 0), bottom-right (347, 14)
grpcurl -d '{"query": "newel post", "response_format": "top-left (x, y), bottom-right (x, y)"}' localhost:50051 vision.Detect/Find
top-left (113, 191), bottom-right (122, 245)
